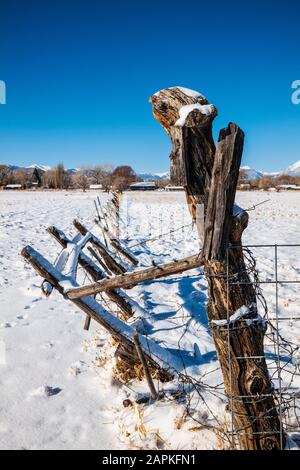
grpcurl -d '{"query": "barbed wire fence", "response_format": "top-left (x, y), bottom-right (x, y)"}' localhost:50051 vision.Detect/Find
top-left (86, 193), bottom-right (300, 450)
top-left (228, 244), bottom-right (300, 449)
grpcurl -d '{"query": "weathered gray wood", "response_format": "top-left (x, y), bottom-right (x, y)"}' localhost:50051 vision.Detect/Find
top-left (21, 245), bottom-right (175, 378)
top-left (150, 86), bottom-right (283, 450)
top-left (73, 219), bottom-right (127, 275)
top-left (47, 226), bottom-right (134, 319)
top-left (110, 238), bottom-right (139, 266)
top-left (87, 245), bottom-right (112, 274)
top-left (93, 218), bottom-right (139, 266)
top-left (65, 253), bottom-right (204, 300)
top-left (133, 332), bottom-right (158, 400)
top-left (150, 87), bottom-right (217, 239)
top-left (203, 123), bottom-right (244, 261)
top-left (84, 315), bottom-right (91, 331)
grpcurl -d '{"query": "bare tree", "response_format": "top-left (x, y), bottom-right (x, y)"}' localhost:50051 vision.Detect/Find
top-left (111, 165), bottom-right (138, 191)
top-left (94, 165), bottom-right (106, 184)
top-left (257, 175), bottom-right (274, 190)
top-left (0, 165), bottom-right (9, 186)
top-left (156, 178), bottom-right (171, 189)
top-left (13, 169), bottom-right (28, 188)
top-left (55, 163), bottom-right (65, 189)
top-left (74, 171), bottom-right (88, 191)
top-left (42, 169), bottom-right (56, 189)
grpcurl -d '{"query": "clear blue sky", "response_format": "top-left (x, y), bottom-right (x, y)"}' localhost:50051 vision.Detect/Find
top-left (0, 0), bottom-right (299, 173)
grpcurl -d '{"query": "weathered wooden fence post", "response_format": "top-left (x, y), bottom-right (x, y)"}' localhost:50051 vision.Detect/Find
top-left (150, 87), bottom-right (284, 450)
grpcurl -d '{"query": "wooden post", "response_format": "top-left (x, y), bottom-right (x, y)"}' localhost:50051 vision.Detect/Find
top-left (21, 245), bottom-right (175, 380)
top-left (150, 87), bottom-right (284, 450)
top-left (84, 315), bottom-right (91, 331)
top-left (47, 226), bottom-right (135, 319)
top-left (65, 253), bottom-right (204, 299)
top-left (73, 219), bottom-right (127, 275)
top-left (133, 332), bottom-right (158, 400)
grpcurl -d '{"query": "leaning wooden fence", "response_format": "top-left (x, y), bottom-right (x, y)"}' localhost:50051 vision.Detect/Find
top-left (22, 88), bottom-right (287, 450)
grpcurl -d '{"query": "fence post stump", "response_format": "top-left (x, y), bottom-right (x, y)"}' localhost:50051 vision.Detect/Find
top-left (133, 332), bottom-right (158, 400)
top-left (150, 86), bottom-right (284, 450)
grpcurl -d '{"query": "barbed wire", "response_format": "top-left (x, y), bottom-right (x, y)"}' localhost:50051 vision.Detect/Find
top-left (48, 194), bottom-right (300, 450)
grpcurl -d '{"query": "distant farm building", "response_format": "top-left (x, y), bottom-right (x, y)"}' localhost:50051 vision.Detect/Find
top-left (130, 181), bottom-right (157, 191)
top-left (29, 167), bottom-right (43, 187)
top-left (89, 184), bottom-right (103, 190)
top-left (277, 184), bottom-right (300, 191)
top-left (4, 184), bottom-right (22, 190)
top-left (238, 183), bottom-right (251, 190)
top-left (165, 185), bottom-right (184, 191)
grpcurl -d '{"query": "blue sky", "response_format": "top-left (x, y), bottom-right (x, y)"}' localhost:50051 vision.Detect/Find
top-left (0, 0), bottom-right (299, 173)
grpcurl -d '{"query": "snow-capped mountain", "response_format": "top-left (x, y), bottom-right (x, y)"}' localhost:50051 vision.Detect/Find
top-left (282, 160), bottom-right (300, 177)
top-left (240, 160), bottom-right (300, 179)
top-left (240, 166), bottom-right (263, 180)
top-left (26, 164), bottom-right (52, 172)
top-left (138, 171), bottom-right (170, 181)
top-left (7, 164), bottom-right (21, 171)
top-left (66, 168), bottom-right (79, 174)
top-left (5, 163), bottom-right (80, 174)
top-left (4, 160), bottom-right (300, 180)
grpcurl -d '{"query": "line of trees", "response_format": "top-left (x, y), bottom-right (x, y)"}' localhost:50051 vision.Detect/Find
top-left (0, 164), bottom-right (156, 191)
top-left (238, 169), bottom-right (300, 190)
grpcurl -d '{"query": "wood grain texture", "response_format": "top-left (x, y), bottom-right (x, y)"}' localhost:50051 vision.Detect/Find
top-left (73, 219), bottom-right (127, 275)
top-left (203, 123), bottom-right (244, 260)
top-left (65, 253), bottom-right (204, 299)
top-left (151, 87), bottom-right (283, 450)
top-left (21, 245), bottom-right (173, 378)
top-left (47, 225), bottom-right (134, 319)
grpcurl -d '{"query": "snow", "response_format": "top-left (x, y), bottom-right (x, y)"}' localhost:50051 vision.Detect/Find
top-left (0, 189), bottom-right (299, 449)
top-left (26, 164), bottom-right (52, 172)
top-left (169, 87), bottom-right (205, 99)
top-left (154, 86), bottom-right (206, 100)
top-left (138, 171), bottom-right (170, 181)
top-left (240, 165), bottom-right (263, 180)
top-left (211, 303), bottom-right (265, 327)
top-left (130, 181), bottom-right (157, 188)
top-left (278, 184), bottom-right (300, 190)
top-left (175, 103), bottom-right (214, 127)
top-left (4, 184), bottom-right (22, 189)
top-left (283, 159), bottom-right (300, 177)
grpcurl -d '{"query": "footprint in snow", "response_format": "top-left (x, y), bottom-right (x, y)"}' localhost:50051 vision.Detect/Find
top-left (30, 385), bottom-right (62, 397)
top-left (68, 361), bottom-right (86, 377)
top-left (0, 322), bottom-right (16, 328)
top-left (40, 342), bottom-right (54, 349)
top-left (17, 314), bottom-right (28, 320)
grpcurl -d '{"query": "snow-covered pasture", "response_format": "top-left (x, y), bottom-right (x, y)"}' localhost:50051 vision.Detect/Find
top-left (0, 190), bottom-right (299, 449)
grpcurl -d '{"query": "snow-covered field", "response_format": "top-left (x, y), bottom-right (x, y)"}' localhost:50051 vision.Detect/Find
top-left (0, 190), bottom-right (299, 450)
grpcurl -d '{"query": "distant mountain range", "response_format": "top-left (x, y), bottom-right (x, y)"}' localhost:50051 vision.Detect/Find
top-left (240, 160), bottom-right (300, 179)
top-left (4, 160), bottom-right (300, 180)
top-left (240, 166), bottom-right (264, 180)
top-left (140, 161), bottom-right (300, 181)
top-left (138, 171), bottom-right (170, 181)
top-left (283, 160), bottom-right (300, 177)
top-left (7, 163), bottom-right (79, 174)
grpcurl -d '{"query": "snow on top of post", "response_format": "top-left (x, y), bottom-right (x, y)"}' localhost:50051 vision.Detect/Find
top-left (210, 303), bottom-right (264, 327)
top-left (154, 86), bottom-right (206, 100)
top-left (174, 103), bottom-right (215, 127)
top-left (170, 86), bottom-right (206, 99)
